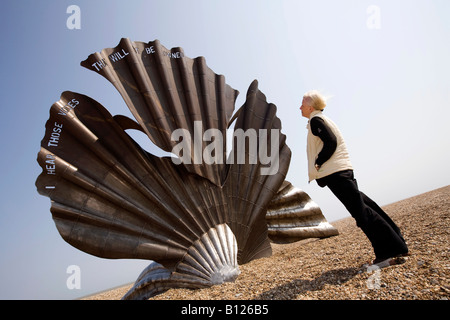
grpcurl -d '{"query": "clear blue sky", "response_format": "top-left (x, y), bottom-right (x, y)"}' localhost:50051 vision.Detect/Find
top-left (1, 0), bottom-right (448, 299)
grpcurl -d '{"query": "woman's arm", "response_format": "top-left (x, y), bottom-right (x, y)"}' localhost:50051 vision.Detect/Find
top-left (310, 117), bottom-right (337, 166)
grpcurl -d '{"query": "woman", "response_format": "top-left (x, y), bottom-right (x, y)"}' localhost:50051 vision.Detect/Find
top-left (300, 90), bottom-right (409, 268)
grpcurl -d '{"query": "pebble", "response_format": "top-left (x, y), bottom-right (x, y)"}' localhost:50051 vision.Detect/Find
top-left (85, 186), bottom-right (450, 300)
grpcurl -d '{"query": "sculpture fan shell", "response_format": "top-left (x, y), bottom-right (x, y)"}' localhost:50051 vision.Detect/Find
top-left (266, 181), bottom-right (339, 243)
top-left (36, 81), bottom-right (290, 266)
top-left (122, 223), bottom-right (240, 300)
top-left (36, 38), bottom-right (337, 299)
top-left (80, 38), bottom-right (238, 187)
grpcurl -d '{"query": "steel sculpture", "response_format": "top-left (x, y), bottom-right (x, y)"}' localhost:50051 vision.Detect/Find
top-left (36, 39), bottom-right (338, 299)
top-left (267, 181), bottom-right (339, 243)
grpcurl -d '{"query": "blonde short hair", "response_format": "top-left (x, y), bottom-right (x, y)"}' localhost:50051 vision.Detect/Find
top-left (303, 90), bottom-right (327, 111)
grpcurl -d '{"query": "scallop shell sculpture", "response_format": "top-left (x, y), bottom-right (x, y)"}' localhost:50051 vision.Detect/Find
top-left (36, 38), bottom-right (338, 300)
top-left (80, 38), bottom-right (238, 187)
top-left (267, 181), bottom-right (339, 243)
top-left (122, 223), bottom-right (240, 300)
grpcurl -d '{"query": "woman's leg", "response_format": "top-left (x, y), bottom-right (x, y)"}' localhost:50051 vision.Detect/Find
top-left (360, 191), bottom-right (407, 245)
top-left (324, 171), bottom-right (408, 260)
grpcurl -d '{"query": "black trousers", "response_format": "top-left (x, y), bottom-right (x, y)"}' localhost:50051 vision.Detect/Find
top-left (317, 170), bottom-right (408, 260)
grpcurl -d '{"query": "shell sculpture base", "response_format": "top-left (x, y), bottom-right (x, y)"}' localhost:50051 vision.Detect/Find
top-left (122, 223), bottom-right (240, 300)
top-left (35, 38), bottom-right (338, 300)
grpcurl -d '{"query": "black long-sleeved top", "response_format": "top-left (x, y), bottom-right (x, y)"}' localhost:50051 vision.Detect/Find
top-left (310, 117), bottom-right (337, 167)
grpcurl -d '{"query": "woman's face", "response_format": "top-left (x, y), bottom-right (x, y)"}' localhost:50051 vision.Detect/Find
top-left (300, 97), bottom-right (314, 119)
